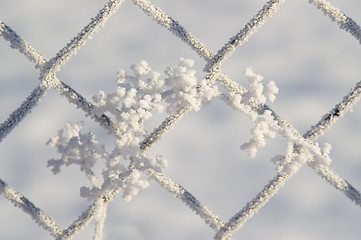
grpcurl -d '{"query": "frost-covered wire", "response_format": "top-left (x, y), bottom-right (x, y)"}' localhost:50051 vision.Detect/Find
top-left (217, 82), bottom-right (361, 237)
top-left (140, 105), bottom-right (191, 151)
top-left (47, 59), bottom-right (222, 235)
top-left (309, 0), bottom-right (361, 44)
top-left (305, 81), bottom-right (361, 141)
top-left (225, 67), bottom-right (280, 158)
top-left (132, 0), bottom-right (214, 60)
top-left (0, 17), bottom-right (123, 142)
top-left (206, 0), bottom-right (286, 71)
top-left (0, 178), bottom-right (63, 238)
top-left (301, 81), bottom-right (361, 205)
top-left (39, 0), bottom-right (125, 92)
top-left (0, 20), bottom-right (108, 142)
top-left (1, 0), bottom-right (361, 239)
top-left (217, 69), bottom-right (361, 236)
top-left (133, 0), bottom-right (287, 152)
top-left (0, 22), bottom-right (49, 142)
top-left (313, 165), bottom-right (361, 206)
top-left (145, 168), bottom-right (225, 231)
top-left (225, 85), bottom-right (361, 233)
top-left (57, 189), bottom-right (120, 240)
top-left (44, 0), bottom-right (126, 76)
top-left (56, 81), bottom-right (124, 138)
top-left (214, 173), bottom-right (290, 240)
top-left (57, 201), bottom-right (98, 240)
top-left (0, 85), bottom-right (47, 143)
top-left (224, 73), bottom-right (361, 195)
top-left (0, 21), bottom-right (47, 68)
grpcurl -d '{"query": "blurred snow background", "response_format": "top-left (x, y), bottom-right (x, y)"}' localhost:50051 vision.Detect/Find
top-left (1, 0), bottom-right (361, 239)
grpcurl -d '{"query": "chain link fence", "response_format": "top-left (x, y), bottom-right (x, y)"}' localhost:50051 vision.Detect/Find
top-left (1, 0), bottom-right (361, 239)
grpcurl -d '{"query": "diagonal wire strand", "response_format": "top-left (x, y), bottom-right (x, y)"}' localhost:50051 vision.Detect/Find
top-left (0, 84), bottom-right (47, 143)
top-left (214, 173), bottom-right (290, 240)
top-left (0, 21), bottom-right (47, 68)
top-left (132, 0), bottom-right (214, 61)
top-left (309, 0), bottom-right (361, 44)
top-left (0, 178), bottom-right (63, 238)
top-left (145, 168), bottom-right (225, 231)
top-left (57, 198), bottom-right (103, 240)
top-left (205, 0), bottom-right (286, 71)
top-left (43, 0), bottom-right (126, 76)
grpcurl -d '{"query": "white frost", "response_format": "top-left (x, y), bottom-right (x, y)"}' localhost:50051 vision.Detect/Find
top-left (226, 67), bottom-right (279, 158)
top-left (48, 58), bottom-right (219, 202)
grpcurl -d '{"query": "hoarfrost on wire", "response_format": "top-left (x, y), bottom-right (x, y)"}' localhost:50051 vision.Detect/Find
top-left (225, 67), bottom-right (333, 174)
top-left (47, 59), bottom-right (334, 203)
top-left (227, 67), bottom-right (280, 159)
top-left (47, 58), bottom-right (219, 202)
top-left (1, 0), bottom-right (360, 239)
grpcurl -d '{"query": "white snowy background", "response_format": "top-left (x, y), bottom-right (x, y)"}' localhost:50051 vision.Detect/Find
top-left (1, 0), bottom-right (361, 239)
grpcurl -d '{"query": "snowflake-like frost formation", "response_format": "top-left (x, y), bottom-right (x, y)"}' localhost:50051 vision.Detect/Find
top-left (47, 58), bottom-right (218, 202)
top-left (227, 67), bottom-right (279, 158)
top-left (226, 67), bottom-right (332, 173)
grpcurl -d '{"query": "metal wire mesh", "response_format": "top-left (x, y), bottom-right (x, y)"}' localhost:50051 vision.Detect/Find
top-left (1, 0), bottom-right (361, 239)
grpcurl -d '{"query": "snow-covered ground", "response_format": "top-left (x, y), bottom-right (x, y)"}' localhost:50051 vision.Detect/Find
top-left (1, 1), bottom-right (361, 239)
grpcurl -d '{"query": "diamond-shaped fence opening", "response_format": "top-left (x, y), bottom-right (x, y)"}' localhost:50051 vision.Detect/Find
top-left (1, 0), bottom-right (361, 239)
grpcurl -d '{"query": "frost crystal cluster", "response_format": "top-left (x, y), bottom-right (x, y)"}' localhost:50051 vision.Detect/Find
top-left (226, 67), bottom-right (333, 174)
top-left (47, 58), bottom-right (219, 202)
top-left (48, 60), bottom-right (335, 202)
top-left (227, 67), bottom-right (279, 159)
